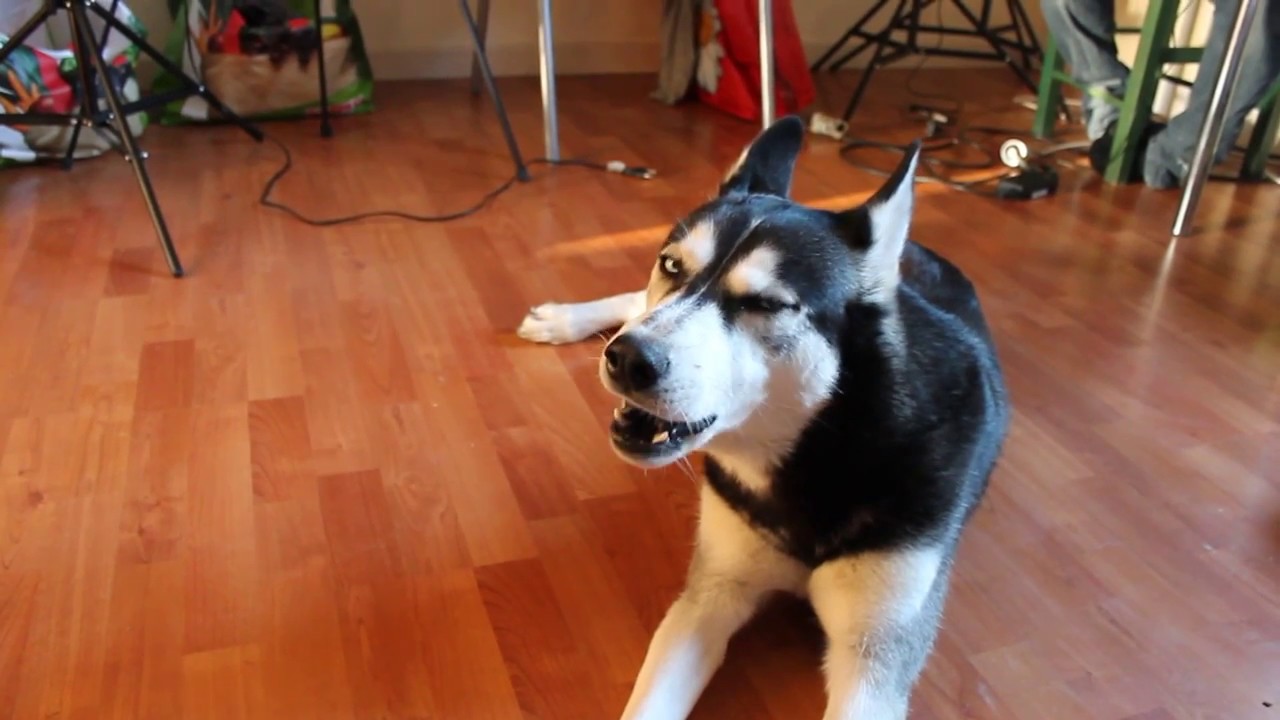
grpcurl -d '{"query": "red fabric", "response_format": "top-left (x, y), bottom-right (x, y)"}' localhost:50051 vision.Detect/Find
top-left (34, 50), bottom-right (73, 114)
top-left (696, 0), bottom-right (816, 122)
top-left (220, 9), bottom-right (246, 54)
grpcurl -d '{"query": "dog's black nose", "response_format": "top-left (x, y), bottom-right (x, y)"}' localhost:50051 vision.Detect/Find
top-left (604, 334), bottom-right (668, 392)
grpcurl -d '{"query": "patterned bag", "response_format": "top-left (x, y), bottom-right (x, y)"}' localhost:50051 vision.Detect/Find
top-left (151, 0), bottom-right (374, 123)
top-left (1, 0), bottom-right (148, 168)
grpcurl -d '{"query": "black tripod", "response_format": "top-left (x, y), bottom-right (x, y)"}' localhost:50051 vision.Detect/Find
top-left (458, 0), bottom-right (530, 182)
top-left (811, 0), bottom-right (1045, 123)
top-left (0, 0), bottom-right (264, 277)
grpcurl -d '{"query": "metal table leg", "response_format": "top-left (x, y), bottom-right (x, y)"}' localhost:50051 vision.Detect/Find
top-left (1171, 0), bottom-right (1258, 236)
top-left (759, 0), bottom-right (775, 126)
top-left (537, 0), bottom-right (560, 160)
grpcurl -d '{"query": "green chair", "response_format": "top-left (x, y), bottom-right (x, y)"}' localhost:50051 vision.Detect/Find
top-left (1031, 0), bottom-right (1279, 184)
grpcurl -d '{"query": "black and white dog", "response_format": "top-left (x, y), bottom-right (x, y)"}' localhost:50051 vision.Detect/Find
top-left (516, 116), bottom-right (1010, 720)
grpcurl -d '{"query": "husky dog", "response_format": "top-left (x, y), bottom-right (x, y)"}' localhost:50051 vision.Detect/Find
top-left (516, 116), bottom-right (1010, 720)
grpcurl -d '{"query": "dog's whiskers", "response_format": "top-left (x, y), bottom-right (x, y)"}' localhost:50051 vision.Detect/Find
top-left (675, 456), bottom-right (698, 485)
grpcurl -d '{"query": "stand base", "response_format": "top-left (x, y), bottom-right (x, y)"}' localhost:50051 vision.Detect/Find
top-left (812, 0), bottom-right (1045, 122)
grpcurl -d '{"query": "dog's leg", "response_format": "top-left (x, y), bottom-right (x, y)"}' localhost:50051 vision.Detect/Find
top-left (517, 290), bottom-right (647, 345)
top-left (808, 547), bottom-right (950, 720)
top-left (620, 485), bottom-right (807, 720)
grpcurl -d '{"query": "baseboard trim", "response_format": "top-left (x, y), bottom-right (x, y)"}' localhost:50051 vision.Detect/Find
top-left (369, 40), bottom-right (660, 81)
top-left (369, 40), bottom-right (1030, 82)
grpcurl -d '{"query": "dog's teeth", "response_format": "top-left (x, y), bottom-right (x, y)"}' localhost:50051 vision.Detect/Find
top-left (613, 407), bottom-right (624, 421)
top-left (651, 431), bottom-right (669, 444)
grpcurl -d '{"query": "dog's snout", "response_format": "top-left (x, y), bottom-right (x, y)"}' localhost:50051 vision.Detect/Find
top-left (604, 334), bottom-right (668, 392)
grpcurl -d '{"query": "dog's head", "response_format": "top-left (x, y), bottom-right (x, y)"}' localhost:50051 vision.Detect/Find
top-left (601, 116), bottom-right (921, 468)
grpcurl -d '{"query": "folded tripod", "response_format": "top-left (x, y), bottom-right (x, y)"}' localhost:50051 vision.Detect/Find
top-left (0, 0), bottom-right (265, 277)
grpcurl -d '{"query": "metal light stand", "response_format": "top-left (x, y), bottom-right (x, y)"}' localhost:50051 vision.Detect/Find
top-left (471, 0), bottom-right (558, 159)
top-left (460, 0), bottom-right (532, 181)
top-left (1171, 0), bottom-right (1257, 237)
top-left (811, 0), bottom-right (1044, 122)
top-left (0, 0), bottom-right (264, 277)
top-left (759, 0), bottom-right (776, 125)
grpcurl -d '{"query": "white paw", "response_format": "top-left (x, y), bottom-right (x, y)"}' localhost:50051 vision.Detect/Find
top-left (516, 302), bottom-right (589, 345)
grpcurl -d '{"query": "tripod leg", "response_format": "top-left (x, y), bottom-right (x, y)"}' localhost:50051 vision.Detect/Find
top-left (71, 1), bottom-right (184, 278)
top-left (1008, 0), bottom-right (1044, 69)
top-left (810, 28), bottom-right (857, 73)
top-left (842, 35), bottom-right (891, 122)
top-left (459, 0), bottom-right (531, 181)
top-left (60, 7), bottom-right (101, 170)
top-left (947, 0), bottom-right (1039, 92)
top-left (469, 0), bottom-right (491, 94)
top-left (83, 1), bottom-right (264, 143)
top-left (1004, 0), bottom-right (1030, 69)
top-left (823, 0), bottom-right (893, 72)
top-left (0, 5), bottom-right (57, 67)
top-left (313, 0), bottom-right (333, 138)
top-left (839, 0), bottom-right (912, 122)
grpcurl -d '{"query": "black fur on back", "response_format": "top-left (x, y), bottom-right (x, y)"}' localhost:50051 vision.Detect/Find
top-left (704, 232), bottom-right (1010, 568)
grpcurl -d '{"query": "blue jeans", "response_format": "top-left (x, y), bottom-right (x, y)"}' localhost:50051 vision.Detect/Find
top-left (1041, 0), bottom-right (1280, 186)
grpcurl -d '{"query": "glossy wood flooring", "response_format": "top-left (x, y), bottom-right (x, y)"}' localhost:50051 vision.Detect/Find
top-left (1, 69), bottom-right (1277, 720)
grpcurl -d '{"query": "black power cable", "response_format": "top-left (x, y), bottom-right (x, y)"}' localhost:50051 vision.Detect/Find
top-left (256, 134), bottom-right (656, 226)
top-left (839, 122), bottom-right (1088, 197)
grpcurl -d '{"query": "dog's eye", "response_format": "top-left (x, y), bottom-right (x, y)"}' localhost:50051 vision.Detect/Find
top-left (659, 255), bottom-right (683, 278)
top-left (738, 294), bottom-right (797, 314)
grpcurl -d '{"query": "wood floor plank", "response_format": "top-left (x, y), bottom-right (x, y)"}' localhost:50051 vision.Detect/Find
top-left (476, 557), bottom-right (612, 719)
top-left (253, 487), bottom-right (355, 719)
top-left (98, 561), bottom-right (184, 720)
top-left (183, 404), bottom-right (256, 655)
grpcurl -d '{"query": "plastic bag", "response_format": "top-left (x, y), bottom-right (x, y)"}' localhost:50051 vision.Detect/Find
top-left (150, 0), bottom-right (374, 123)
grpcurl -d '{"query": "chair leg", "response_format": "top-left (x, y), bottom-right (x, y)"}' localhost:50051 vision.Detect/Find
top-left (1241, 79), bottom-right (1280, 180)
top-left (1032, 33), bottom-right (1063, 139)
top-left (1104, 0), bottom-right (1180, 184)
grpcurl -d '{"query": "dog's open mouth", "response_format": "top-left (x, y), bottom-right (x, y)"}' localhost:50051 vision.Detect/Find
top-left (609, 401), bottom-right (715, 459)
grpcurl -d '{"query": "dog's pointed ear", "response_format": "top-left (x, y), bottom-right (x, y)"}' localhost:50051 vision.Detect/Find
top-left (718, 115), bottom-right (807, 198)
top-left (840, 140), bottom-right (922, 298)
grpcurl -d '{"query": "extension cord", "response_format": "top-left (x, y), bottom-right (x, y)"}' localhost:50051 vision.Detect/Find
top-left (995, 168), bottom-right (1059, 200)
top-left (994, 138), bottom-right (1059, 201)
top-left (605, 160), bottom-right (657, 179)
top-left (258, 134), bottom-right (658, 226)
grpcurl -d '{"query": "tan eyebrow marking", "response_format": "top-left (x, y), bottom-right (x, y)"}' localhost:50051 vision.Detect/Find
top-left (668, 218), bottom-right (716, 274)
top-left (724, 245), bottom-right (792, 300)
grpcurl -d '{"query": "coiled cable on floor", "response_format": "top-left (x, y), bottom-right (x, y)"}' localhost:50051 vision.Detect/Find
top-left (839, 119), bottom-right (1090, 197)
top-left (256, 135), bottom-right (657, 227)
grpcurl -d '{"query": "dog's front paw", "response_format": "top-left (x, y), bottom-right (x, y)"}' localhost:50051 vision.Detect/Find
top-left (517, 302), bottom-right (590, 345)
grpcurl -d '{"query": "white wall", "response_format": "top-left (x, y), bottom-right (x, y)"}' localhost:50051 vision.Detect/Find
top-left (106, 0), bottom-right (1049, 81)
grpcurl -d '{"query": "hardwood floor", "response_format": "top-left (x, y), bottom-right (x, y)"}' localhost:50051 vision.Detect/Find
top-left (1, 69), bottom-right (1277, 720)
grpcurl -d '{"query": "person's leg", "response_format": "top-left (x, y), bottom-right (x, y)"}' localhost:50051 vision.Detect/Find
top-left (1041, 0), bottom-right (1131, 138)
top-left (1144, 0), bottom-right (1280, 187)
